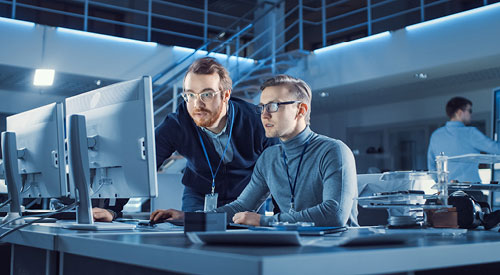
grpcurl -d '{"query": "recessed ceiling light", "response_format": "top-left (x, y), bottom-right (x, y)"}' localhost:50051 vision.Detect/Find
top-left (319, 91), bottom-right (329, 97)
top-left (415, 73), bottom-right (428, 79)
top-left (34, 69), bottom-right (55, 86)
top-left (96, 80), bottom-right (101, 86)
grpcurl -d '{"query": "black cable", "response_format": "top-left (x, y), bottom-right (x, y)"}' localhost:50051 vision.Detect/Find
top-left (0, 198), bottom-right (11, 209)
top-left (0, 202), bottom-right (78, 229)
top-left (0, 202), bottom-right (78, 240)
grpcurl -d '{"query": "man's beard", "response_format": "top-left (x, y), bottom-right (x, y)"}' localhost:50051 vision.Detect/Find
top-left (192, 103), bottom-right (224, 128)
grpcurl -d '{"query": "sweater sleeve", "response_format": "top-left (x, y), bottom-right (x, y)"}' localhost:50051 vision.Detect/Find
top-left (261, 142), bottom-right (357, 227)
top-left (154, 114), bottom-right (178, 169)
top-left (215, 156), bottom-right (270, 223)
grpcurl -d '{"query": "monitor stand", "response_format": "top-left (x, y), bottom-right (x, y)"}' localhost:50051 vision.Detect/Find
top-left (66, 114), bottom-right (135, 231)
top-left (1, 132), bottom-right (25, 225)
top-left (62, 221), bottom-right (136, 230)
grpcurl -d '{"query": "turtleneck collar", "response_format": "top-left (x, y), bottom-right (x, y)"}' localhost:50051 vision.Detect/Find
top-left (281, 126), bottom-right (314, 154)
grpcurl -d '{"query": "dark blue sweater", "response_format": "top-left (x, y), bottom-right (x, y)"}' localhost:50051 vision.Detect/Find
top-left (155, 97), bottom-right (278, 201)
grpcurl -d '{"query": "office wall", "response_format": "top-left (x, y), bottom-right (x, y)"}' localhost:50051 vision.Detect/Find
top-left (310, 87), bottom-right (492, 141)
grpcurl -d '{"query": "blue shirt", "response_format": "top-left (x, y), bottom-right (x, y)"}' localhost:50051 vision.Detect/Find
top-left (427, 121), bottom-right (500, 182)
top-left (200, 105), bottom-right (233, 164)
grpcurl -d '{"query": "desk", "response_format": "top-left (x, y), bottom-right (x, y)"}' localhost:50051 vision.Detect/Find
top-left (2, 225), bottom-right (500, 275)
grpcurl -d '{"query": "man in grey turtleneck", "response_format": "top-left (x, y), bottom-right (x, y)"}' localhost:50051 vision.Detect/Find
top-left (151, 75), bottom-right (358, 227)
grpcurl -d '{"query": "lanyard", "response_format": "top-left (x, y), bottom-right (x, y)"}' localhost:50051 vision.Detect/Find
top-left (282, 140), bottom-right (309, 211)
top-left (197, 102), bottom-right (235, 195)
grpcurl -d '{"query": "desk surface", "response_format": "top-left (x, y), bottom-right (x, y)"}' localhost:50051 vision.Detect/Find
top-left (2, 224), bottom-right (500, 275)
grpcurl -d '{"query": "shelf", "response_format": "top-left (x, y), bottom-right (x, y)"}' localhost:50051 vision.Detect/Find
top-left (446, 153), bottom-right (500, 163)
top-left (448, 183), bottom-right (500, 191)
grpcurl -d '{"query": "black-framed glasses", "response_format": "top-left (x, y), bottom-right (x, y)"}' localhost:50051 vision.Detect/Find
top-left (256, 101), bottom-right (301, 114)
top-left (181, 90), bottom-right (221, 103)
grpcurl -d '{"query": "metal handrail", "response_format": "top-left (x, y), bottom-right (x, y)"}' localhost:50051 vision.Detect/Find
top-left (152, 23), bottom-right (253, 100)
top-left (231, 5), bottom-right (298, 60)
top-left (151, 0), bottom-right (252, 23)
top-left (150, 1), bottom-right (270, 84)
top-left (151, 0), bottom-right (286, 105)
top-left (232, 33), bottom-right (300, 89)
top-left (1, 0), bottom-right (253, 44)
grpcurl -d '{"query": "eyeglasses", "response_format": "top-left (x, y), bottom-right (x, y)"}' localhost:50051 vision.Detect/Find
top-left (256, 101), bottom-right (301, 114)
top-left (181, 90), bottom-right (221, 103)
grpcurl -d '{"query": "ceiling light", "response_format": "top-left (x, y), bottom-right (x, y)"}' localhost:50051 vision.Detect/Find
top-left (415, 73), bottom-right (428, 79)
top-left (34, 69), bottom-right (55, 86)
top-left (319, 91), bottom-right (329, 97)
top-left (96, 80), bottom-right (101, 86)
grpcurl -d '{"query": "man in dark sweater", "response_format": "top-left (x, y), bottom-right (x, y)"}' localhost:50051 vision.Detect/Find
top-left (152, 57), bottom-right (277, 213)
top-left (94, 57), bottom-right (276, 221)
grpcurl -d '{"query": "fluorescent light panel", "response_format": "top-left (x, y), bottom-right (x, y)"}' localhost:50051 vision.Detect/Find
top-left (314, 31), bottom-right (390, 54)
top-left (0, 16), bottom-right (35, 27)
top-left (34, 69), bottom-right (55, 86)
top-left (56, 27), bottom-right (157, 47)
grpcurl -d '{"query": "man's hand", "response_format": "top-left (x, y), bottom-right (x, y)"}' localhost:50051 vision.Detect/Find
top-left (233, 211), bottom-right (261, 226)
top-left (150, 209), bottom-right (184, 222)
top-left (92, 207), bottom-right (114, 222)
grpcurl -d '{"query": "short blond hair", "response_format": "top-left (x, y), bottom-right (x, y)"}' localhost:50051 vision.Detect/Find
top-left (260, 74), bottom-right (312, 124)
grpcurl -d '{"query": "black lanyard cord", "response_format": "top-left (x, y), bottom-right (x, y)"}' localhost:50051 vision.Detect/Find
top-left (282, 140), bottom-right (310, 210)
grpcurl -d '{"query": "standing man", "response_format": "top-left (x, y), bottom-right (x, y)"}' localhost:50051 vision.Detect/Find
top-left (428, 97), bottom-right (500, 183)
top-left (152, 75), bottom-right (358, 227)
top-left (154, 57), bottom-right (277, 212)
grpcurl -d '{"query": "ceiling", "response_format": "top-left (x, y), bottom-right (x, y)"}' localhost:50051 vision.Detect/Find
top-left (0, 64), bottom-right (119, 98)
top-left (2, 0), bottom-right (500, 118)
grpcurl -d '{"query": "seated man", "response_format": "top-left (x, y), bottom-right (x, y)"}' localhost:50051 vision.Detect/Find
top-left (151, 75), bottom-right (358, 227)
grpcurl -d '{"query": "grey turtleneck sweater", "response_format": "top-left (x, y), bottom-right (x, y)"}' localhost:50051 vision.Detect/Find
top-left (215, 127), bottom-right (358, 227)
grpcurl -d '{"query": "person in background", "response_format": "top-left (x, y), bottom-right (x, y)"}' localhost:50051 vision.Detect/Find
top-left (151, 75), bottom-right (358, 227)
top-left (427, 96), bottom-right (500, 185)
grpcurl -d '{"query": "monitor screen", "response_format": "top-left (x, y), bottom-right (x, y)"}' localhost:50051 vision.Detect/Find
top-left (65, 76), bottom-right (157, 200)
top-left (6, 102), bottom-right (67, 198)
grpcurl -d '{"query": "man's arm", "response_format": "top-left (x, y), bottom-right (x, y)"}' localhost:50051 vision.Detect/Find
top-left (92, 198), bottom-right (129, 222)
top-left (261, 144), bottom-right (357, 227)
top-left (470, 128), bottom-right (500, 154)
top-left (155, 114), bottom-right (179, 169)
top-left (215, 157), bottom-right (270, 223)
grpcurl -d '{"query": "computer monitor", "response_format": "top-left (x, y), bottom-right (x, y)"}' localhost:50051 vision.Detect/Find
top-left (6, 103), bottom-right (67, 198)
top-left (492, 87), bottom-right (500, 210)
top-left (1, 102), bottom-right (67, 223)
top-left (65, 76), bottom-right (157, 229)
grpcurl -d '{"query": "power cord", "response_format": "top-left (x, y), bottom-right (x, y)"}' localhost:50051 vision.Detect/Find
top-left (0, 202), bottom-right (78, 240)
top-left (0, 198), bottom-right (12, 209)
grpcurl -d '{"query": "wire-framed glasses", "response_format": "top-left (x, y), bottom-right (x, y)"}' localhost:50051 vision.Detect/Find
top-left (181, 90), bottom-right (221, 103)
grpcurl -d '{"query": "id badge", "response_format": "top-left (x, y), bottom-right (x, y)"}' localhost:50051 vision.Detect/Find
top-left (204, 193), bottom-right (218, 212)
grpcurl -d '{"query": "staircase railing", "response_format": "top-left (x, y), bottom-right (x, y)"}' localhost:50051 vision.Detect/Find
top-left (152, 0), bottom-right (307, 117)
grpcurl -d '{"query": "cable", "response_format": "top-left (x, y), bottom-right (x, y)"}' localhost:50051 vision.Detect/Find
top-left (0, 202), bottom-right (78, 240)
top-left (0, 198), bottom-right (11, 209)
top-left (24, 198), bottom-right (39, 209)
top-left (0, 202), bottom-right (77, 228)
